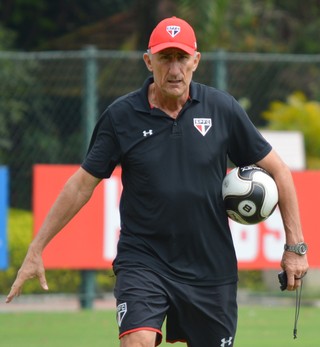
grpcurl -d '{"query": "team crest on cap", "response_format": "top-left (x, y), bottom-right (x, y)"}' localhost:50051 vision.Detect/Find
top-left (193, 118), bottom-right (212, 136)
top-left (166, 25), bottom-right (180, 37)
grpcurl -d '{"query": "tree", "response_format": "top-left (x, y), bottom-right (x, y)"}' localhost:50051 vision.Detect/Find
top-left (0, 24), bottom-right (82, 207)
top-left (178, 0), bottom-right (231, 51)
top-left (1, 0), bottom-right (319, 53)
top-left (0, 0), bottom-right (135, 50)
top-left (133, 0), bottom-right (178, 50)
top-left (177, 0), bottom-right (320, 53)
top-left (0, 25), bottom-right (26, 160)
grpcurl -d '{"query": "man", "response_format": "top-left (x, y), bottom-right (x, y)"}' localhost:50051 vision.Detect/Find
top-left (7, 17), bottom-right (308, 347)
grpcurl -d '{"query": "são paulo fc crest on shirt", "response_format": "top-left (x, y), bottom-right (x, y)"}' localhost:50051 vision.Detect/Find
top-left (193, 118), bottom-right (212, 136)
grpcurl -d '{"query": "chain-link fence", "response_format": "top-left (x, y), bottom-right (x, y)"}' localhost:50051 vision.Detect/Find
top-left (1, 48), bottom-right (319, 209)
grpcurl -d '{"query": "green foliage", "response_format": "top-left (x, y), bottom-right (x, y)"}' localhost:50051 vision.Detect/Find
top-left (0, 24), bottom-right (16, 50)
top-left (0, 209), bottom-right (115, 295)
top-left (0, 209), bottom-right (33, 292)
top-left (179, 0), bottom-right (231, 51)
top-left (0, 0), bottom-right (135, 50)
top-left (0, 55), bottom-right (84, 208)
top-left (177, 0), bottom-right (320, 53)
top-left (1, 0), bottom-right (320, 53)
top-left (262, 92), bottom-right (320, 168)
top-left (238, 270), bottom-right (265, 291)
top-left (0, 25), bottom-right (22, 156)
top-left (0, 58), bottom-right (34, 161)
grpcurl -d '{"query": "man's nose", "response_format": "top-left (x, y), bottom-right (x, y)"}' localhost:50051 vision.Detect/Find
top-left (168, 60), bottom-right (180, 74)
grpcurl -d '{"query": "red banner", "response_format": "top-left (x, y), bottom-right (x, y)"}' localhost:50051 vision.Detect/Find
top-left (33, 165), bottom-right (319, 270)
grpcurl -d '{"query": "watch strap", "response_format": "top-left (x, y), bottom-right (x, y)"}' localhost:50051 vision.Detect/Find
top-left (284, 242), bottom-right (308, 255)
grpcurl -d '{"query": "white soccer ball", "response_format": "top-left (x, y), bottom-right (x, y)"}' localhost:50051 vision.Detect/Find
top-left (222, 166), bottom-right (279, 225)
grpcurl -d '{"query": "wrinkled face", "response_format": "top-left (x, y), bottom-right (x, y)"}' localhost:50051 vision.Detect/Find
top-left (143, 48), bottom-right (201, 99)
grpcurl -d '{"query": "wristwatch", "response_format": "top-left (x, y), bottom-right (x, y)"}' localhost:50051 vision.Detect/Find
top-left (284, 242), bottom-right (308, 255)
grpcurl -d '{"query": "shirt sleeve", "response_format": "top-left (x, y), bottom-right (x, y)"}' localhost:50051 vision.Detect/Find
top-left (227, 97), bottom-right (272, 167)
top-left (81, 109), bottom-right (122, 178)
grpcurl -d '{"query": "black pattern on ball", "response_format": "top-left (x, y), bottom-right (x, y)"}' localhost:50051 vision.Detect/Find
top-left (222, 166), bottom-right (279, 225)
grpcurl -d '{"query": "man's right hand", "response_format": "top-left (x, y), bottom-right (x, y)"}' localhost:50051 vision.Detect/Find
top-left (6, 248), bottom-right (48, 303)
top-left (5, 168), bottom-right (100, 304)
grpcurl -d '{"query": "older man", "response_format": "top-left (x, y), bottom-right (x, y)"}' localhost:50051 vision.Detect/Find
top-left (7, 17), bottom-right (308, 347)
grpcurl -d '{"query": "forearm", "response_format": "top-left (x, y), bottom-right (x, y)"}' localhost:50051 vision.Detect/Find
top-left (275, 166), bottom-right (304, 244)
top-left (257, 150), bottom-right (308, 289)
top-left (257, 150), bottom-right (303, 243)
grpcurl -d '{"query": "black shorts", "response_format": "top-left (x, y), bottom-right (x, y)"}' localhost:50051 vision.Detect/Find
top-left (114, 267), bottom-right (238, 347)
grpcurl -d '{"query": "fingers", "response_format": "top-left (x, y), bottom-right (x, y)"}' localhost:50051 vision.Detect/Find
top-left (6, 282), bottom-right (22, 303)
top-left (6, 265), bottom-right (49, 303)
top-left (294, 272), bottom-right (307, 280)
top-left (39, 274), bottom-right (49, 291)
top-left (281, 251), bottom-right (308, 291)
top-left (6, 277), bottom-right (49, 303)
top-left (6, 270), bottom-right (28, 303)
top-left (286, 272), bottom-right (307, 291)
top-left (6, 268), bottom-right (28, 303)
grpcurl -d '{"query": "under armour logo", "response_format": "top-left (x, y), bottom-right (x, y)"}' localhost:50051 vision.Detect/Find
top-left (220, 336), bottom-right (233, 347)
top-left (143, 129), bottom-right (153, 137)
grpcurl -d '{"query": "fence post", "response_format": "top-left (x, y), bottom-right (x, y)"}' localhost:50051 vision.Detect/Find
top-left (81, 45), bottom-right (99, 309)
top-left (213, 49), bottom-right (227, 91)
top-left (83, 45), bottom-right (98, 153)
top-left (79, 270), bottom-right (96, 309)
top-left (0, 166), bottom-right (9, 270)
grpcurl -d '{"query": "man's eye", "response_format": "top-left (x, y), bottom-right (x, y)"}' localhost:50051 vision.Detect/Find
top-left (159, 54), bottom-right (189, 61)
top-left (159, 55), bottom-right (170, 60)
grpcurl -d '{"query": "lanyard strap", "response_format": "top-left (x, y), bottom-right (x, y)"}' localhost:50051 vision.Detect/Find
top-left (293, 279), bottom-right (303, 339)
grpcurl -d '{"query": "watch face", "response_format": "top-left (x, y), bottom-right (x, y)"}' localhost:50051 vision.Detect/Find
top-left (298, 243), bottom-right (307, 254)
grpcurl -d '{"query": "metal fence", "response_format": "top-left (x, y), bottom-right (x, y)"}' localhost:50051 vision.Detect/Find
top-left (1, 47), bottom-right (320, 209)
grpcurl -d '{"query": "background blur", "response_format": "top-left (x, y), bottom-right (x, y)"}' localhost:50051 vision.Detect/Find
top-left (1, 0), bottom-right (320, 302)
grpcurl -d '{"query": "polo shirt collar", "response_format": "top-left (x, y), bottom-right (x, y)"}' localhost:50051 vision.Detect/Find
top-left (133, 76), bottom-right (200, 113)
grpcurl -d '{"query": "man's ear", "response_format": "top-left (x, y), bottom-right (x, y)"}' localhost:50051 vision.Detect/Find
top-left (192, 52), bottom-right (201, 72)
top-left (143, 52), bottom-right (153, 72)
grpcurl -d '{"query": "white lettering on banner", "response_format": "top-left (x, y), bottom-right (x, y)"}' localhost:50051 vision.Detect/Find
top-left (103, 178), bottom-right (121, 261)
top-left (263, 208), bottom-right (285, 261)
top-left (230, 222), bottom-right (259, 261)
top-left (102, 173), bottom-right (285, 266)
top-left (230, 207), bottom-right (284, 263)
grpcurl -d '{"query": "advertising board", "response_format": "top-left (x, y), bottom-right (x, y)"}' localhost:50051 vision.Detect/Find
top-left (34, 165), bottom-right (319, 269)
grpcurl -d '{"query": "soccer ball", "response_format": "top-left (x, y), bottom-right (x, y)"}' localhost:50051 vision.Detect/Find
top-left (222, 166), bottom-right (278, 225)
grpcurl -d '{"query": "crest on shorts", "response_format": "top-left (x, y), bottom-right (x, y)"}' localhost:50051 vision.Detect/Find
top-left (117, 302), bottom-right (127, 327)
top-left (193, 118), bottom-right (212, 136)
top-left (166, 25), bottom-right (180, 38)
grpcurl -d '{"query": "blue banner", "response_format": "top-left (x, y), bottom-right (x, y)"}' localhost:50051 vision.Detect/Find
top-left (0, 166), bottom-right (9, 269)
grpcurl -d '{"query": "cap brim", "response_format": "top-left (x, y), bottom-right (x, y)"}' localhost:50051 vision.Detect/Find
top-left (150, 42), bottom-right (195, 55)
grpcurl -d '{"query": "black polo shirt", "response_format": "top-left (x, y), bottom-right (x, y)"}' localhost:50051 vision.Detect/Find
top-left (82, 76), bottom-right (272, 285)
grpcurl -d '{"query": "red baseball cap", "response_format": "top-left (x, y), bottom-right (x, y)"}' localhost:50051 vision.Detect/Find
top-left (148, 17), bottom-right (197, 55)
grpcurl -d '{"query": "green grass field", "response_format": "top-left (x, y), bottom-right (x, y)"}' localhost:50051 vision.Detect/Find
top-left (0, 306), bottom-right (319, 346)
